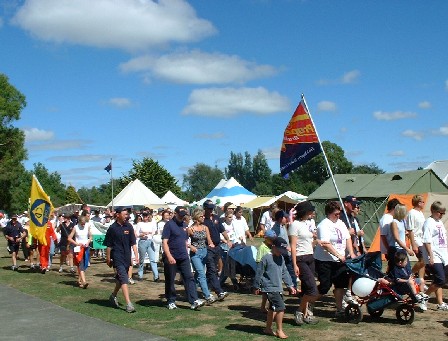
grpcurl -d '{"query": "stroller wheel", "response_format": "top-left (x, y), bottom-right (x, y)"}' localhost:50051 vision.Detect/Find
top-left (396, 304), bottom-right (414, 325)
top-left (367, 306), bottom-right (384, 318)
top-left (345, 303), bottom-right (363, 324)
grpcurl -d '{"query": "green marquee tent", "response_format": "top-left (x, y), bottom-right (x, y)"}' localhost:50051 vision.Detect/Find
top-left (307, 169), bottom-right (448, 246)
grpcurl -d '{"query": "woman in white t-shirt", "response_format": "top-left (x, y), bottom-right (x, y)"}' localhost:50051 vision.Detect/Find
top-left (289, 201), bottom-right (319, 325)
top-left (135, 211), bottom-right (159, 282)
top-left (422, 201), bottom-right (448, 311)
top-left (314, 201), bottom-right (355, 318)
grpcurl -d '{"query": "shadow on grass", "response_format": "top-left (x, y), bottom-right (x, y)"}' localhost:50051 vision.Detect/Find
top-left (59, 280), bottom-right (82, 287)
top-left (85, 298), bottom-right (119, 309)
top-left (136, 298), bottom-right (167, 308)
top-left (225, 324), bottom-right (267, 336)
top-left (227, 304), bottom-right (266, 322)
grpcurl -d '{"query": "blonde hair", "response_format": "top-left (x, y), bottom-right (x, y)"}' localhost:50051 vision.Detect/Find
top-left (192, 208), bottom-right (205, 222)
top-left (431, 201), bottom-right (445, 213)
top-left (411, 194), bottom-right (423, 207)
top-left (393, 204), bottom-right (407, 221)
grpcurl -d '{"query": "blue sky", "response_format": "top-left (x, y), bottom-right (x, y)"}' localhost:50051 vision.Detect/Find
top-left (1, 0), bottom-right (448, 190)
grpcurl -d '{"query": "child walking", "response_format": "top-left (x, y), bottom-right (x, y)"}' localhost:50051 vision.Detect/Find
top-left (253, 237), bottom-right (296, 339)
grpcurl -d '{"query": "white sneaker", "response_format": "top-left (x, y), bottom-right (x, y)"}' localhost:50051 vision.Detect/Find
top-left (437, 303), bottom-right (448, 311)
top-left (344, 293), bottom-right (358, 305)
top-left (128, 277), bottom-right (135, 285)
top-left (190, 299), bottom-right (205, 310)
top-left (418, 301), bottom-right (427, 311)
top-left (167, 302), bottom-right (177, 310)
top-left (58, 267), bottom-right (63, 273)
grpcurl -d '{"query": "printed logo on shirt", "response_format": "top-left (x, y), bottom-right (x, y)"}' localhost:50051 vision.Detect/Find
top-left (124, 230), bottom-right (129, 235)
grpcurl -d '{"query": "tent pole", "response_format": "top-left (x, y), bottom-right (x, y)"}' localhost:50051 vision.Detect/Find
top-left (301, 94), bottom-right (349, 223)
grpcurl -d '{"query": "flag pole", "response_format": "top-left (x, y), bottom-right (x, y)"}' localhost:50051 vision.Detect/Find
top-left (110, 158), bottom-right (114, 210)
top-left (301, 94), bottom-right (350, 223)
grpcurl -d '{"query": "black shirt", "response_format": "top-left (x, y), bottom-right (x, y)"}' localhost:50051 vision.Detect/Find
top-left (58, 221), bottom-right (74, 246)
top-left (103, 221), bottom-right (136, 267)
top-left (203, 214), bottom-right (225, 245)
top-left (4, 221), bottom-right (24, 243)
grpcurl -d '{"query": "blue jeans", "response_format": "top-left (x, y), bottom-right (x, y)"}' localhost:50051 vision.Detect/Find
top-left (138, 239), bottom-right (159, 280)
top-left (190, 247), bottom-right (211, 298)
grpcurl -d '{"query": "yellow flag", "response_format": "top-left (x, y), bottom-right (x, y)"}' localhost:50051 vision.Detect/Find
top-left (29, 175), bottom-right (54, 246)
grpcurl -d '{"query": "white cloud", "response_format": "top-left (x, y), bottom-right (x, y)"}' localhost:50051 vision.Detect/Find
top-left (317, 101), bottom-right (337, 112)
top-left (107, 97), bottom-right (132, 108)
top-left (120, 50), bottom-right (278, 85)
top-left (46, 154), bottom-right (109, 162)
top-left (259, 147), bottom-right (280, 160)
top-left (194, 132), bottom-right (225, 139)
top-left (402, 129), bottom-right (424, 141)
top-left (27, 139), bottom-right (91, 151)
top-left (418, 101), bottom-right (431, 109)
top-left (373, 111), bottom-right (417, 121)
top-left (182, 87), bottom-right (290, 117)
top-left (316, 69), bottom-right (360, 85)
top-left (341, 70), bottom-right (360, 84)
top-left (12, 0), bottom-right (216, 51)
top-left (432, 126), bottom-right (448, 136)
top-left (389, 150), bottom-right (405, 157)
top-left (23, 127), bottom-right (54, 142)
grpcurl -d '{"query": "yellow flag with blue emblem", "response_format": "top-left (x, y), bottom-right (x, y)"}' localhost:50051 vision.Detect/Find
top-left (29, 175), bottom-right (54, 246)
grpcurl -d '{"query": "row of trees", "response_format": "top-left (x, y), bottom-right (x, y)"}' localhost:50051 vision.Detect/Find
top-left (0, 73), bottom-right (384, 213)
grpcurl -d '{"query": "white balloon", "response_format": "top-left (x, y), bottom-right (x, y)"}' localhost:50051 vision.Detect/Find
top-left (352, 277), bottom-right (376, 297)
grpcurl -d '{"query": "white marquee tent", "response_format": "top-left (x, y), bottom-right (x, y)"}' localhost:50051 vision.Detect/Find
top-left (107, 179), bottom-right (165, 207)
top-left (161, 190), bottom-right (189, 206)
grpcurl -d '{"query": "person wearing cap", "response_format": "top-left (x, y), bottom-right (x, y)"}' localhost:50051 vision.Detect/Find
top-left (255, 229), bottom-right (277, 313)
top-left (56, 214), bottom-right (75, 273)
top-left (135, 210), bottom-right (159, 282)
top-left (313, 201), bottom-right (356, 318)
top-left (340, 195), bottom-right (363, 255)
top-left (162, 206), bottom-right (205, 310)
top-left (203, 199), bottom-right (231, 300)
top-left (3, 214), bottom-right (26, 270)
top-left (272, 209), bottom-right (296, 289)
top-left (289, 200), bottom-right (320, 325)
top-left (103, 207), bottom-right (139, 313)
top-left (253, 237), bottom-right (296, 339)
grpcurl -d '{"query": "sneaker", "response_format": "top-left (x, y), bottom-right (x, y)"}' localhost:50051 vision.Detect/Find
top-left (190, 299), bottom-right (205, 310)
top-left (30, 264), bottom-right (35, 270)
top-left (167, 302), bottom-right (177, 310)
top-left (11, 265), bottom-right (16, 271)
top-left (342, 300), bottom-right (348, 309)
top-left (109, 294), bottom-right (119, 308)
top-left (217, 292), bottom-right (229, 301)
top-left (303, 314), bottom-right (319, 325)
top-left (41, 268), bottom-right (46, 274)
top-left (294, 311), bottom-right (304, 326)
top-left (128, 277), bottom-right (135, 285)
top-left (335, 309), bottom-right (345, 318)
top-left (206, 295), bottom-right (216, 305)
top-left (418, 301), bottom-right (428, 312)
top-left (437, 303), bottom-right (448, 311)
top-left (58, 267), bottom-right (63, 273)
top-left (70, 267), bottom-right (76, 274)
top-left (126, 303), bottom-right (136, 313)
top-left (344, 293), bottom-right (358, 305)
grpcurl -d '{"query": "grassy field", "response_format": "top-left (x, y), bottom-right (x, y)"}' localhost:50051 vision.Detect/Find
top-left (0, 245), bottom-right (447, 341)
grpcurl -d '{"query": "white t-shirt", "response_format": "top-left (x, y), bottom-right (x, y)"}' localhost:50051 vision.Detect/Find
top-left (314, 218), bottom-right (350, 262)
top-left (422, 216), bottom-right (448, 265)
top-left (136, 221), bottom-right (157, 240)
top-left (233, 216), bottom-right (249, 244)
top-left (288, 220), bottom-right (314, 256)
top-left (386, 219), bottom-right (406, 250)
top-left (222, 220), bottom-right (237, 244)
top-left (74, 224), bottom-right (90, 246)
top-left (260, 210), bottom-right (274, 231)
top-left (379, 213), bottom-right (393, 254)
top-left (406, 208), bottom-right (425, 246)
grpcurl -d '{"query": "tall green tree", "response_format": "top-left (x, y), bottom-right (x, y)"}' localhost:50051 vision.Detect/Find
top-left (291, 140), bottom-right (353, 194)
top-left (0, 74), bottom-right (27, 213)
top-left (121, 157), bottom-right (180, 198)
top-left (66, 185), bottom-right (82, 203)
top-left (183, 163), bottom-right (224, 202)
top-left (252, 150), bottom-right (272, 195)
top-left (32, 162), bottom-right (67, 208)
top-left (351, 163), bottom-right (384, 174)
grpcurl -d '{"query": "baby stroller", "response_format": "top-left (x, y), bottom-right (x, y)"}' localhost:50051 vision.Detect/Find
top-left (344, 251), bottom-right (415, 325)
top-left (222, 244), bottom-right (257, 291)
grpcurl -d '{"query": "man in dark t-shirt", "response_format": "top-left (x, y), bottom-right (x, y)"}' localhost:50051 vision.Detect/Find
top-left (162, 206), bottom-right (204, 310)
top-left (104, 207), bottom-right (138, 313)
top-left (3, 214), bottom-right (25, 270)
